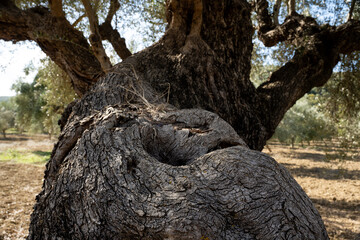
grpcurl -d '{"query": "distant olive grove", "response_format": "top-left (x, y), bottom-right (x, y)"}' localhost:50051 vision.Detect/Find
top-left (0, 59), bottom-right (77, 138)
top-left (0, 98), bottom-right (15, 138)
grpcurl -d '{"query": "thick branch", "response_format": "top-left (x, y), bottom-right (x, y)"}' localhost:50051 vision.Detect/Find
top-left (0, 3), bottom-right (102, 96)
top-left (48, 0), bottom-right (64, 18)
top-left (98, 0), bottom-right (132, 60)
top-left (287, 0), bottom-right (295, 15)
top-left (335, 20), bottom-right (360, 54)
top-left (254, 0), bottom-right (318, 47)
top-left (256, 20), bottom-right (360, 138)
top-left (253, 0), bottom-right (275, 33)
top-left (81, 0), bottom-right (112, 72)
top-left (258, 14), bottom-right (320, 47)
top-left (99, 22), bottom-right (132, 59)
top-left (253, 0), bottom-right (359, 140)
top-left (273, 0), bottom-right (281, 25)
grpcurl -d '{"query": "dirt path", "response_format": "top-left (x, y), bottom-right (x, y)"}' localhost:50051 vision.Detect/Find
top-left (0, 134), bottom-right (53, 240)
top-left (0, 162), bottom-right (44, 240)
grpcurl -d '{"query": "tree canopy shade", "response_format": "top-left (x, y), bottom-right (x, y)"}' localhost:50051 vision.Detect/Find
top-left (1, 0), bottom-right (359, 239)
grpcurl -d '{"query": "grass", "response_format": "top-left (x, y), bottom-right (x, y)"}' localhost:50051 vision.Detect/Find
top-left (0, 149), bottom-right (51, 164)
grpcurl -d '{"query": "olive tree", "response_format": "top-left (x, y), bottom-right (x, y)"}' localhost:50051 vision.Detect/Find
top-left (1, 0), bottom-right (359, 238)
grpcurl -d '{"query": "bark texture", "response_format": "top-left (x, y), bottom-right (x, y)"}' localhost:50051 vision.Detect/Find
top-left (119, 0), bottom-right (268, 150)
top-left (29, 101), bottom-right (328, 239)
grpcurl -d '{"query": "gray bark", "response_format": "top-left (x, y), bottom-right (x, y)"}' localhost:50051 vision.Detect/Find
top-left (29, 105), bottom-right (328, 239)
top-left (28, 63), bottom-right (328, 239)
top-left (1, 0), bottom-right (359, 237)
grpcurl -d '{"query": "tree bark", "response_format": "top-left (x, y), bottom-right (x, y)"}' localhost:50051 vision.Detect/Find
top-left (27, 1), bottom-right (330, 232)
top-left (29, 102), bottom-right (329, 239)
top-left (81, 0), bottom-right (112, 72)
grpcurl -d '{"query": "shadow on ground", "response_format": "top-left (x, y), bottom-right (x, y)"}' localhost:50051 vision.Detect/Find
top-left (269, 141), bottom-right (360, 162)
top-left (282, 164), bottom-right (360, 180)
top-left (311, 198), bottom-right (360, 212)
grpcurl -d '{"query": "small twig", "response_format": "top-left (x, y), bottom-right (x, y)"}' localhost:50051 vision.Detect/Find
top-left (265, 144), bottom-right (272, 152)
top-left (71, 13), bottom-right (86, 27)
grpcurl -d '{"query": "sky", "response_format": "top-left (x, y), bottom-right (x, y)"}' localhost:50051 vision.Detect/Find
top-left (0, 40), bottom-right (45, 96)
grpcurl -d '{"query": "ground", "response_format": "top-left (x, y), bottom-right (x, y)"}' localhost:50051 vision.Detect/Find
top-left (264, 142), bottom-right (360, 240)
top-left (0, 135), bottom-right (359, 239)
top-left (0, 134), bottom-right (53, 240)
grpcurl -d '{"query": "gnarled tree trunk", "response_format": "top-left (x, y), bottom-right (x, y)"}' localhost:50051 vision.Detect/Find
top-left (28, 11), bottom-right (328, 236)
top-left (29, 100), bottom-right (329, 239)
top-left (1, 0), bottom-right (353, 238)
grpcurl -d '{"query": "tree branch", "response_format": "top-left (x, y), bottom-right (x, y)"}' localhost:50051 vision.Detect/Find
top-left (287, 0), bottom-right (295, 15)
top-left (256, 20), bottom-right (360, 138)
top-left (0, 4), bottom-right (29, 42)
top-left (347, 0), bottom-right (356, 22)
top-left (335, 21), bottom-right (360, 54)
top-left (253, 0), bottom-right (275, 33)
top-left (105, 0), bottom-right (120, 24)
top-left (71, 13), bottom-right (86, 27)
top-left (48, 0), bottom-right (64, 18)
top-left (254, 0), bottom-right (317, 47)
top-left (0, 3), bottom-right (103, 96)
top-left (273, 0), bottom-right (281, 25)
top-left (99, 0), bottom-right (132, 60)
top-left (99, 23), bottom-right (132, 60)
top-left (81, 0), bottom-right (112, 72)
top-left (259, 14), bottom-right (320, 47)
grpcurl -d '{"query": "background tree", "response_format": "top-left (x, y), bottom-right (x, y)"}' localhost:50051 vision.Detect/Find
top-left (315, 51), bottom-right (360, 157)
top-left (0, 99), bottom-right (16, 138)
top-left (36, 59), bottom-right (78, 137)
top-left (273, 95), bottom-right (335, 147)
top-left (1, 0), bottom-right (359, 238)
top-left (11, 60), bottom-right (78, 136)
top-left (12, 78), bottom-right (46, 133)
